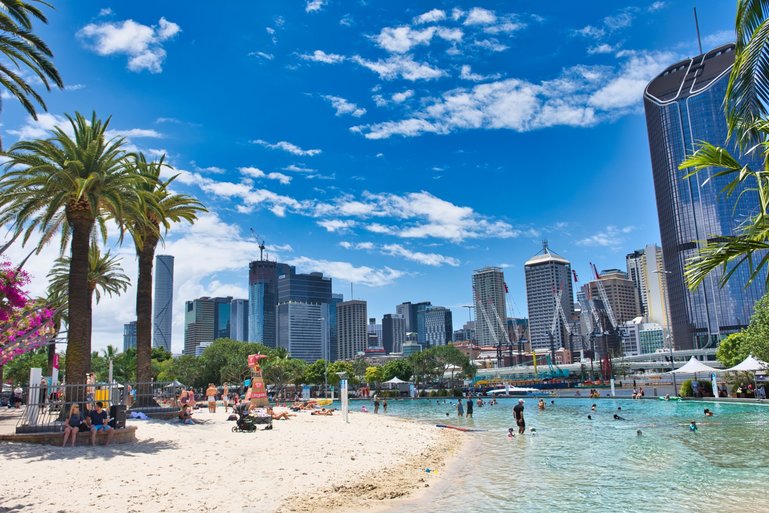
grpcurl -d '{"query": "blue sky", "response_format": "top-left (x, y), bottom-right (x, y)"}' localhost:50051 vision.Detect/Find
top-left (2, 1), bottom-right (738, 354)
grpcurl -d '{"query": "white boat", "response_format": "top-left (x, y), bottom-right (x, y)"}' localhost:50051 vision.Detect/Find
top-left (487, 387), bottom-right (541, 397)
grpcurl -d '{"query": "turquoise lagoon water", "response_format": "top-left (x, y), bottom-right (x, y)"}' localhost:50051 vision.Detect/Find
top-left (366, 398), bottom-right (769, 513)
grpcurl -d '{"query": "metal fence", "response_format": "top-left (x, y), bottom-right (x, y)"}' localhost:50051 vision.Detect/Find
top-left (14, 381), bottom-right (182, 434)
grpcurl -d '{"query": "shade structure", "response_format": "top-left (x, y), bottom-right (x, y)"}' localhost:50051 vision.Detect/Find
top-left (670, 356), bottom-right (721, 374)
top-left (164, 380), bottom-right (184, 388)
top-left (384, 377), bottom-right (407, 384)
top-left (724, 355), bottom-right (768, 373)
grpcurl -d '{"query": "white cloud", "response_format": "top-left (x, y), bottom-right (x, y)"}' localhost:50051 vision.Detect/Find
top-left (286, 256), bottom-right (405, 287)
top-left (99, 8), bottom-right (113, 17)
top-left (7, 112), bottom-right (69, 140)
top-left (238, 166), bottom-right (292, 184)
top-left (703, 30), bottom-right (735, 48)
top-left (587, 43), bottom-right (615, 55)
top-left (353, 50), bottom-right (673, 139)
top-left (251, 139), bottom-right (322, 156)
top-left (306, 0), bottom-right (327, 13)
top-left (473, 39), bottom-right (508, 52)
top-left (376, 25), bottom-right (437, 53)
top-left (299, 49), bottom-right (346, 64)
top-left (352, 54), bottom-right (444, 81)
top-left (64, 84), bottom-right (86, 91)
top-left (78, 17), bottom-right (180, 73)
top-left (391, 90), bottom-right (414, 103)
top-left (603, 12), bottom-right (633, 30)
top-left (339, 14), bottom-right (354, 27)
top-left (381, 244), bottom-right (459, 266)
top-left (413, 9), bottom-right (446, 25)
top-left (249, 51), bottom-right (274, 60)
top-left (322, 95), bottom-right (366, 117)
top-left (460, 64), bottom-right (501, 82)
top-left (464, 7), bottom-right (497, 25)
top-left (284, 164), bottom-right (316, 173)
top-left (319, 219), bottom-right (357, 232)
top-left (648, 1), bottom-right (666, 12)
top-left (576, 225), bottom-right (635, 247)
top-left (107, 128), bottom-right (164, 139)
top-left (574, 25), bottom-right (605, 39)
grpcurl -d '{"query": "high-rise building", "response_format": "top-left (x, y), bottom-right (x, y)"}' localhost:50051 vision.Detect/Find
top-left (248, 260), bottom-right (291, 347)
top-left (337, 300), bottom-right (367, 360)
top-left (582, 270), bottom-right (642, 326)
top-left (152, 255), bottom-right (174, 352)
top-left (626, 245), bottom-right (671, 332)
top-left (183, 296), bottom-right (232, 355)
top-left (397, 301), bottom-right (431, 339)
top-left (276, 268), bottom-right (332, 363)
top-left (367, 318), bottom-right (382, 347)
top-left (329, 293), bottom-right (343, 361)
top-left (424, 306), bottom-right (453, 347)
top-left (230, 299), bottom-right (249, 342)
top-left (644, 43), bottom-right (766, 349)
top-left (382, 313), bottom-right (406, 354)
top-left (472, 267), bottom-right (508, 347)
top-left (123, 321), bottom-right (137, 351)
top-left (524, 243), bottom-right (574, 353)
top-left (184, 298), bottom-right (215, 355)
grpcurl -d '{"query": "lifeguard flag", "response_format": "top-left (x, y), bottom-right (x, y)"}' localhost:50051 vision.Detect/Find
top-left (504, 282), bottom-right (509, 293)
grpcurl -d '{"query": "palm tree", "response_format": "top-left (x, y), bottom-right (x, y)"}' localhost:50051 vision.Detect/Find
top-left (125, 153), bottom-right (205, 390)
top-left (678, 1), bottom-right (769, 290)
top-left (0, 112), bottom-right (139, 385)
top-left (0, 0), bottom-right (63, 147)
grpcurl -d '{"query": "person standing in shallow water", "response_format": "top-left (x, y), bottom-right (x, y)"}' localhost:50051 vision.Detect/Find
top-left (466, 396), bottom-right (473, 418)
top-left (457, 398), bottom-right (464, 417)
top-left (513, 399), bottom-right (525, 434)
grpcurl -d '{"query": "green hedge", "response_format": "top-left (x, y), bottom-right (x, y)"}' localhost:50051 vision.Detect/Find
top-left (679, 379), bottom-right (713, 397)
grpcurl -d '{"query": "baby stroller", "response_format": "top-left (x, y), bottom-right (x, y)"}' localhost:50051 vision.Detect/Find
top-left (231, 403), bottom-right (272, 432)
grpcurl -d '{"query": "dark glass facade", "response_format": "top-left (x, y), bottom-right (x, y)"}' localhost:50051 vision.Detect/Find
top-left (644, 43), bottom-right (766, 350)
top-left (248, 260), bottom-right (291, 347)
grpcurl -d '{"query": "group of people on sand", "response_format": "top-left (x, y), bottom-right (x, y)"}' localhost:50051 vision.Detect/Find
top-left (62, 401), bottom-right (115, 446)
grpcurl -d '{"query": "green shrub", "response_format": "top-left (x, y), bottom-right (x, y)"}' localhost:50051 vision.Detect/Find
top-left (679, 379), bottom-right (713, 397)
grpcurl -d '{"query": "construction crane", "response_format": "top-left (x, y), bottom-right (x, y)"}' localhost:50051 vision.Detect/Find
top-left (472, 286), bottom-right (501, 366)
top-left (546, 285), bottom-right (571, 378)
top-left (590, 263), bottom-right (619, 380)
top-left (250, 228), bottom-right (266, 261)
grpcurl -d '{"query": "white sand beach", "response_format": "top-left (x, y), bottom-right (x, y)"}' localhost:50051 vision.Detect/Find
top-left (0, 407), bottom-right (464, 513)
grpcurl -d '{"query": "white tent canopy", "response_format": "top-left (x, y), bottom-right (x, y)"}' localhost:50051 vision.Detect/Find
top-left (725, 355), bottom-right (769, 372)
top-left (384, 377), bottom-right (407, 384)
top-left (670, 356), bottom-right (721, 374)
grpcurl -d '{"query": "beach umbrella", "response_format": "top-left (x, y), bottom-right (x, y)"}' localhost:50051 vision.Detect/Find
top-left (384, 377), bottom-right (407, 384)
top-left (670, 356), bottom-right (722, 375)
top-left (164, 380), bottom-right (184, 388)
top-left (725, 355), bottom-right (768, 395)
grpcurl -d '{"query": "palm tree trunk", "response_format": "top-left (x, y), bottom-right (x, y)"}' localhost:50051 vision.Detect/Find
top-left (135, 240), bottom-right (157, 406)
top-left (65, 217), bottom-right (94, 390)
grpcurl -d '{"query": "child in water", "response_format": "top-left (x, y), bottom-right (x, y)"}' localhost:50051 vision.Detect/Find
top-left (507, 428), bottom-right (515, 440)
top-left (689, 420), bottom-right (698, 432)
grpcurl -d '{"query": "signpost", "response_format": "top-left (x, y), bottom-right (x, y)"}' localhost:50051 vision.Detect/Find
top-left (340, 378), bottom-right (349, 424)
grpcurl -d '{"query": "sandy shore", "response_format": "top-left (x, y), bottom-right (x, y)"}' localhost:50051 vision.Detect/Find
top-left (0, 407), bottom-right (464, 513)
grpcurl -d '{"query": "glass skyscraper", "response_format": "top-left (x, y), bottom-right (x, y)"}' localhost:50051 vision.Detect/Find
top-left (152, 255), bottom-right (174, 352)
top-left (644, 43), bottom-right (766, 350)
top-left (248, 260), bottom-right (291, 347)
top-left (276, 269), bottom-right (332, 363)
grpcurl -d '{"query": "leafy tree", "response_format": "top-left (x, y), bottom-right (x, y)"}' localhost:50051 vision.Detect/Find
top-left (3, 346), bottom-right (47, 385)
top-left (352, 357), bottom-right (367, 383)
top-left (409, 350), bottom-right (438, 390)
top-left (303, 359), bottom-right (328, 385)
top-left (199, 338), bottom-right (271, 385)
top-left (716, 332), bottom-right (751, 368)
top-left (327, 360), bottom-right (355, 386)
top-left (124, 153), bottom-right (205, 391)
top-left (0, 0), bottom-right (63, 148)
top-left (166, 355), bottom-right (205, 388)
top-left (263, 357), bottom-right (307, 398)
top-left (0, 113), bottom-right (139, 385)
top-left (381, 359), bottom-right (412, 382)
top-left (151, 346), bottom-right (172, 362)
top-left (364, 365), bottom-right (383, 387)
top-left (743, 292), bottom-right (769, 361)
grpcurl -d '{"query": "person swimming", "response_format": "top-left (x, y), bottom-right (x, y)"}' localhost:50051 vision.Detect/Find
top-left (704, 408), bottom-right (713, 417)
top-left (613, 413), bottom-right (626, 421)
top-left (591, 404), bottom-right (597, 411)
top-left (587, 415), bottom-right (592, 420)
top-left (636, 429), bottom-right (643, 436)
top-left (507, 428), bottom-right (515, 439)
top-left (689, 420), bottom-right (698, 432)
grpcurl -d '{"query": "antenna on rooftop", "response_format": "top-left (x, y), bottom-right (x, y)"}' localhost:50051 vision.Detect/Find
top-left (542, 239), bottom-right (549, 252)
top-left (694, 7), bottom-right (703, 55)
top-left (250, 228), bottom-right (266, 261)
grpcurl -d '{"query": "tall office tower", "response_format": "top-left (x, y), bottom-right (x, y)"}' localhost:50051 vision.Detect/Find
top-left (248, 260), bottom-right (291, 347)
top-left (214, 296), bottom-right (233, 340)
top-left (382, 313), bottom-right (406, 353)
top-left (424, 307), bottom-right (453, 347)
top-left (582, 270), bottom-right (642, 325)
top-left (336, 300), bottom-right (367, 360)
top-left (414, 302), bottom-right (433, 345)
top-left (473, 267), bottom-right (508, 347)
top-left (329, 293), bottom-right (343, 361)
top-left (367, 318), bottom-right (382, 347)
top-left (396, 301), bottom-right (431, 336)
top-left (276, 268), bottom-right (332, 363)
top-left (644, 43), bottom-right (766, 349)
top-left (123, 321), bottom-right (137, 351)
top-left (524, 243), bottom-right (574, 352)
top-left (626, 245), bottom-right (671, 331)
top-left (183, 297), bottom-right (215, 355)
top-left (453, 321), bottom-right (476, 343)
top-left (230, 299), bottom-right (249, 341)
top-left (152, 255), bottom-right (174, 352)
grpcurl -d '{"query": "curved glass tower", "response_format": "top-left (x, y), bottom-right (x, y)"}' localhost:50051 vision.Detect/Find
top-left (644, 43), bottom-right (766, 350)
top-left (152, 255), bottom-right (174, 352)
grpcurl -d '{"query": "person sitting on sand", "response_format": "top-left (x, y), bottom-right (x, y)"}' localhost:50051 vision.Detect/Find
top-left (311, 408), bottom-right (334, 416)
top-left (62, 404), bottom-right (82, 447)
top-left (179, 404), bottom-right (202, 425)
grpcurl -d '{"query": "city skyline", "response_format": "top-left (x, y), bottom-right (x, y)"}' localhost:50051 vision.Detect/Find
top-left (0, 1), bottom-right (742, 354)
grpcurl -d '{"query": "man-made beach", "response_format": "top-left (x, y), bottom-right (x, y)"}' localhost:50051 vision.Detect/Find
top-left (0, 408), bottom-right (463, 513)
